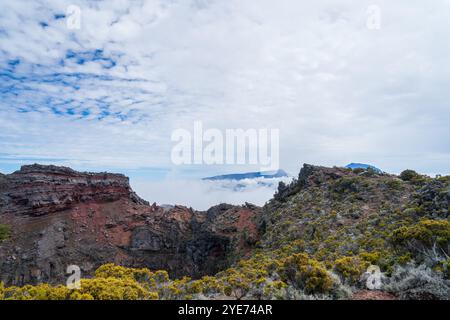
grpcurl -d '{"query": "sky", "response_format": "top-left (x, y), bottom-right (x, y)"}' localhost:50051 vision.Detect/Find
top-left (1, 1), bottom-right (449, 208)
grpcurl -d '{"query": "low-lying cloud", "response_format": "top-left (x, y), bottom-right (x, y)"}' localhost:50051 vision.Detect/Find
top-left (131, 176), bottom-right (293, 210)
top-left (1, 0), bottom-right (449, 178)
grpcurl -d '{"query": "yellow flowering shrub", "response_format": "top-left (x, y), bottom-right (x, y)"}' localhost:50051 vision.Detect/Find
top-left (333, 256), bottom-right (368, 284)
top-left (0, 282), bottom-right (5, 300)
top-left (3, 284), bottom-right (70, 300)
top-left (391, 219), bottom-right (450, 247)
top-left (279, 253), bottom-right (334, 294)
top-left (76, 277), bottom-right (157, 300)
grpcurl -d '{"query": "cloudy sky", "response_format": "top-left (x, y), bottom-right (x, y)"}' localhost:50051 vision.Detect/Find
top-left (1, 1), bottom-right (449, 208)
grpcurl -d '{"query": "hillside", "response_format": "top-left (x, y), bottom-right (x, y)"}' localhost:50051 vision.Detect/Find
top-left (0, 164), bottom-right (260, 286)
top-left (0, 163), bottom-right (449, 300)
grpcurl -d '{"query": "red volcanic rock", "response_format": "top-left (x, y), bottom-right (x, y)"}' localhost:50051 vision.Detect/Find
top-left (0, 164), bottom-right (261, 286)
top-left (0, 164), bottom-right (147, 216)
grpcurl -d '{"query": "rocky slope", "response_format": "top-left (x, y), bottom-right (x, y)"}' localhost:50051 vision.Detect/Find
top-left (0, 163), bottom-right (449, 300)
top-left (0, 164), bottom-right (260, 286)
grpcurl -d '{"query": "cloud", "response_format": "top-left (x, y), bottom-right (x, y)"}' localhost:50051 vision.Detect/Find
top-left (0, 1), bottom-right (449, 189)
top-left (131, 176), bottom-right (291, 211)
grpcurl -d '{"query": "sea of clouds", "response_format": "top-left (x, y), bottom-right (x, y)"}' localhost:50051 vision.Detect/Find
top-left (131, 175), bottom-right (293, 210)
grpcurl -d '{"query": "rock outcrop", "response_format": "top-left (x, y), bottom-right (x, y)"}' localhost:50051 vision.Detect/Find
top-left (0, 164), bottom-right (260, 286)
top-left (0, 164), bottom-right (148, 216)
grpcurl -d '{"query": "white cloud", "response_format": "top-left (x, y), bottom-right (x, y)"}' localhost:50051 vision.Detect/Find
top-left (0, 0), bottom-right (449, 209)
top-left (131, 176), bottom-right (291, 210)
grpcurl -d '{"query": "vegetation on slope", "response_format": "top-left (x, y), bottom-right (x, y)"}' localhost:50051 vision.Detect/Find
top-left (0, 165), bottom-right (449, 300)
top-left (0, 224), bottom-right (11, 242)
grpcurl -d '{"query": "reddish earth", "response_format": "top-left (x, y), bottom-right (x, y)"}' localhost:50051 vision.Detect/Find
top-left (0, 164), bottom-right (261, 286)
top-left (351, 290), bottom-right (397, 300)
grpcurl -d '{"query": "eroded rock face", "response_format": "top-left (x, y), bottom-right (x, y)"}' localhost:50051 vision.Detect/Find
top-left (274, 164), bottom-right (352, 201)
top-left (0, 164), bottom-right (148, 216)
top-left (0, 164), bottom-right (261, 286)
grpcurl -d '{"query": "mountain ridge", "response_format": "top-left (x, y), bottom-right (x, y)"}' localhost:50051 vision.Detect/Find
top-left (0, 164), bottom-right (261, 286)
top-left (0, 163), bottom-right (449, 300)
top-left (203, 169), bottom-right (289, 181)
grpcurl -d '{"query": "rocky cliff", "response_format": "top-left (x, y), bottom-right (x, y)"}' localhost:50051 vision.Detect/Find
top-left (0, 164), bottom-right (260, 286)
top-left (0, 164), bottom-right (148, 216)
top-left (1, 163), bottom-right (449, 300)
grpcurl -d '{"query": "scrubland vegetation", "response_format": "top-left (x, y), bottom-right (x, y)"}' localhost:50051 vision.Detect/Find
top-left (1, 167), bottom-right (449, 300)
top-left (0, 224), bottom-right (10, 242)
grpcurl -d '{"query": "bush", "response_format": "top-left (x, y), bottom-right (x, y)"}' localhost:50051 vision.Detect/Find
top-left (261, 280), bottom-right (288, 299)
top-left (3, 284), bottom-right (71, 300)
top-left (280, 253), bottom-right (334, 294)
top-left (391, 219), bottom-right (450, 250)
top-left (332, 177), bottom-right (362, 194)
top-left (0, 224), bottom-right (11, 242)
top-left (352, 168), bottom-right (365, 174)
top-left (221, 268), bottom-right (251, 300)
top-left (333, 256), bottom-right (368, 284)
top-left (95, 264), bottom-right (153, 283)
top-left (385, 263), bottom-right (450, 300)
top-left (0, 283), bottom-right (4, 300)
top-left (94, 263), bottom-right (169, 292)
top-left (77, 277), bottom-right (157, 300)
top-left (360, 167), bottom-right (378, 177)
top-left (443, 259), bottom-right (450, 279)
top-left (386, 179), bottom-right (402, 190)
top-left (400, 170), bottom-right (419, 181)
top-left (359, 251), bottom-right (381, 264)
top-left (1, 277), bottom-right (158, 300)
top-left (69, 291), bottom-right (94, 300)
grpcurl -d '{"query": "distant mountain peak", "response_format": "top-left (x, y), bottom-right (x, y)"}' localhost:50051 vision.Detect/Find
top-left (203, 169), bottom-right (288, 181)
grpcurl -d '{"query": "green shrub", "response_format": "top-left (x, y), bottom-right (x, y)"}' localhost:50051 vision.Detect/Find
top-left (0, 224), bottom-right (11, 242)
top-left (95, 263), bottom-right (153, 282)
top-left (76, 277), bottom-right (156, 300)
top-left (221, 268), bottom-right (252, 300)
top-left (332, 177), bottom-right (363, 194)
top-left (3, 284), bottom-right (71, 300)
top-left (391, 219), bottom-right (450, 264)
top-left (352, 168), bottom-right (365, 174)
top-left (280, 253), bottom-right (334, 294)
top-left (386, 179), bottom-right (402, 190)
top-left (443, 259), bottom-right (450, 279)
top-left (333, 256), bottom-right (368, 284)
top-left (391, 219), bottom-right (450, 248)
top-left (400, 169), bottom-right (419, 181)
top-left (0, 282), bottom-right (4, 300)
